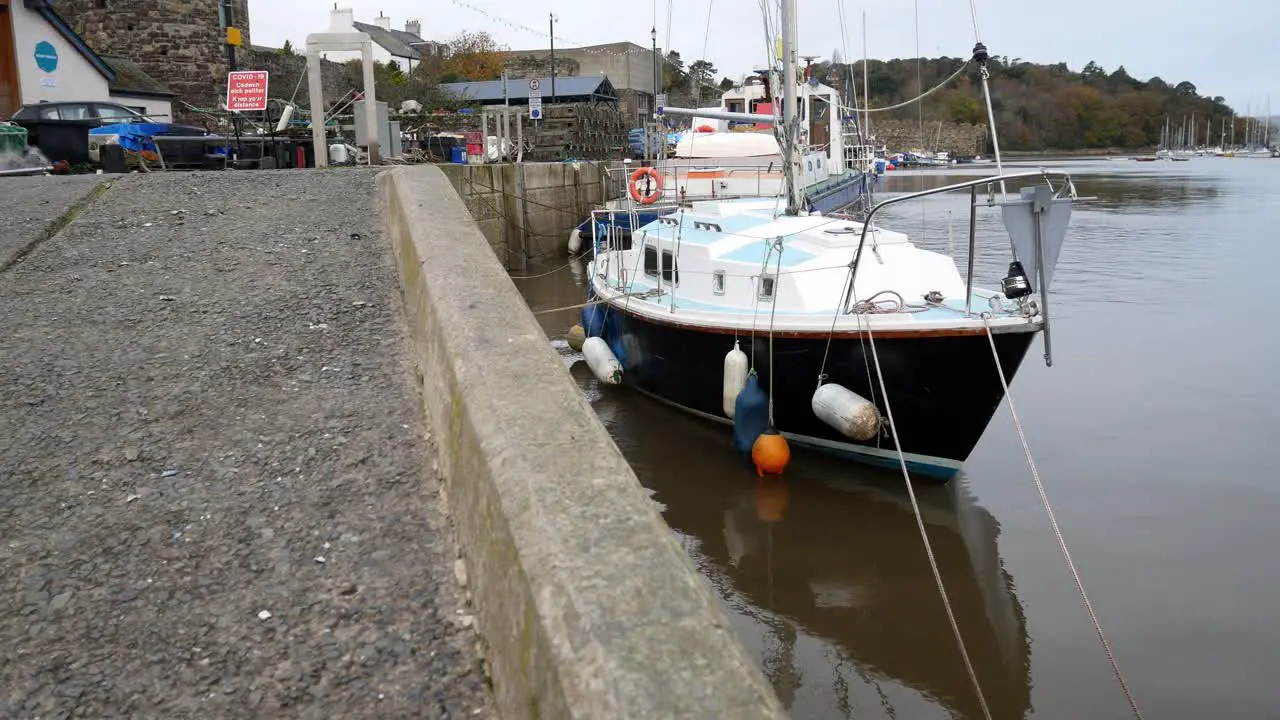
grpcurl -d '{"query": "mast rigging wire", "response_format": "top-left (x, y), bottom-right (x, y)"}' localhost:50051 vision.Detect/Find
top-left (861, 309), bottom-right (994, 720)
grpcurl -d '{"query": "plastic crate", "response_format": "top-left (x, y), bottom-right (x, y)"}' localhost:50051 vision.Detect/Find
top-left (0, 123), bottom-right (28, 155)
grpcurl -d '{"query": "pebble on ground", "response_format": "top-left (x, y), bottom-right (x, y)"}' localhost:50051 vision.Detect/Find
top-left (0, 170), bottom-right (494, 718)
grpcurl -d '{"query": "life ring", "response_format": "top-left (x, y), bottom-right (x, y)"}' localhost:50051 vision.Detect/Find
top-left (628, 167), bottom-right (662, 205)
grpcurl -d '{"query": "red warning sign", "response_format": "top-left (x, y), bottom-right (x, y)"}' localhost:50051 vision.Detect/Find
top-left (226, 71), bottom-right (269, 112)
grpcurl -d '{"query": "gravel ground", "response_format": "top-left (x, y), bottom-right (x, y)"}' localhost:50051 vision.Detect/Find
top-left (0, 169), bottom-right (494, 718)
top-left (0, 175), bottom-right (107, 270)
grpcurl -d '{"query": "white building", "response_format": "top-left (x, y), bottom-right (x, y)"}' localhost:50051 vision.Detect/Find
top-left (1, 1), bottom-right (173, 120)
top-left (322, 7), bottom-right (447, 72)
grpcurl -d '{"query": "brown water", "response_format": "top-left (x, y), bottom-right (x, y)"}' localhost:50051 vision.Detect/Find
top-left (515, 158), bottom-right (1280, 719)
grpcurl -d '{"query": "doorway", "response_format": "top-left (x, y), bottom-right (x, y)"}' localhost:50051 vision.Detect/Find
top-left (809, 95), bottom-right (831, 149)
top-left (0, 1), bottom-right (18, 120)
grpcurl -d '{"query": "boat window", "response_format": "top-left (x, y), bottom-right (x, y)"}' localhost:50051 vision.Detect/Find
top-left (662, 252), bottom-right (678, 284)
top-left (712, 270), bottom-right (726, 295)
top-left (758, 274), bottom-right (776, 300)
top-left (643, 244), bottom-right (679, 285)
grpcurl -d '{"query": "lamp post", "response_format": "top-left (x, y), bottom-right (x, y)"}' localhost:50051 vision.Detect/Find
top-left (548, 13), bottom-right (557, 104)
top-left (651, 27), bottom-right (659, 118)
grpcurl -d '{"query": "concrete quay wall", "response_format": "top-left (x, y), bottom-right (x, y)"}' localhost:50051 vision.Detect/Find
top-left (377, 165), bottom-right (786, 719)
top-left (439, 162), bottom-right (626, 270)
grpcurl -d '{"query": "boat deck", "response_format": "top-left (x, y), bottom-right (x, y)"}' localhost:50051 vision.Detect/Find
top-left (615, 279), bottom-right (1007, 322)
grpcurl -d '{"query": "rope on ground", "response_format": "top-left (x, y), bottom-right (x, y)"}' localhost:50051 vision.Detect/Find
top-left (980, 314), bottom-right (1144, 720)
top-left (864, 321), bottom-right (994, 720)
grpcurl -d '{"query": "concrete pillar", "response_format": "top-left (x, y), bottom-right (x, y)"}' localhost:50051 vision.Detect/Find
top-left (361, 43), bottom-right (380, 165)
top-left (307, 50), bottom-right (327, 167)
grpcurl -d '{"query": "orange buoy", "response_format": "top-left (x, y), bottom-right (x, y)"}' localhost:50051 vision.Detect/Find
top-left (753, 477), bottom-right (789, 522)
top-left (751, 427), bottom-right (790, 477)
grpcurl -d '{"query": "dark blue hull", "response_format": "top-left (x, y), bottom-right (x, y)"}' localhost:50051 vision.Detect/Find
top-left (808, 172), bottom-right (877, 214)
top-left (591, 303), bottom-right (1036, 479)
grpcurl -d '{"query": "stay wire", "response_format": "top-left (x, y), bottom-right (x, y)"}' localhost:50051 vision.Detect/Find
top-left (840, 61), bottom-right (970, 115)
top-left (765, 239), bottom-right (783, 426)
top-left (980, 314), bottom-right (1144, 720)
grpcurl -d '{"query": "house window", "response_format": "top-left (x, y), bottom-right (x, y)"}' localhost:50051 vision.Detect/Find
top-left (712, 269), bottom-right (725, 295)
top-left (642, 244), bottom-right (678, 284)
top-left (758, 274), bottom-right (776, 301)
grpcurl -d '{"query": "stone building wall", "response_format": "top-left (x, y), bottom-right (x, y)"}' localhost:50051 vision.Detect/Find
top-left (58, 0), bottom-right (253, 113)
top-left (870, 118), bottom-right (989, 156)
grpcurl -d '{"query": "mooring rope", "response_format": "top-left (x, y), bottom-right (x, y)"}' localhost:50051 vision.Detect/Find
top-left (980, 314), bottom-right (1143, 719)
top-left (532, 289), bottom-right (660, 316)
top-left (863, 321), bottom-right (994, 720)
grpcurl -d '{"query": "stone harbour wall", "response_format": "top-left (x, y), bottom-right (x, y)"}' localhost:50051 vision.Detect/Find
top-left (59, 0), bottom-right (253, 113)
top-left (871, 118), bottom-right (989, 157)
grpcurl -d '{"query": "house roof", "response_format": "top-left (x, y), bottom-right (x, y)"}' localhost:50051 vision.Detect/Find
top-left (440, 76), bottom-right (617, 103)
top-left (352, 22), bottom-right (426, 61)
top-left (101, 55), bottom-right (175, 98)
top-left (510, 41), bottom-right (652, 56)
top-left (23, 0), bottom-right (116, 82)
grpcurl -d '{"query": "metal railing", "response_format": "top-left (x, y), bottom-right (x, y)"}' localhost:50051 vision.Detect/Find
top-left (603, 163), bottom-right (787, 203)
top-left (841, 169), bottom-right (1079, 337)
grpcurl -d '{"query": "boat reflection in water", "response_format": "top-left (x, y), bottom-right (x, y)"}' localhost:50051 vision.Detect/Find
top-left (561, 354), bottom-right (1032, 719)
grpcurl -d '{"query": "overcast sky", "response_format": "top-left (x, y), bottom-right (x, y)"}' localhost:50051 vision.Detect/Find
top-left (251, 0), bottom-right (1277, 113)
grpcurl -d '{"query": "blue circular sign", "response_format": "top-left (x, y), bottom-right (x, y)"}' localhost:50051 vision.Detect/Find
top-left (34, 41), bottom-right (59, 73)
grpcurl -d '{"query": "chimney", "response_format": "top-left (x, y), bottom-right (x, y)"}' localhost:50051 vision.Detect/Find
top-left (329, 6), bottom-right (355, 32)
top-left (374, 12), bottom-right (391, 31)
top-left (405, 20), bottom-right (422, 38)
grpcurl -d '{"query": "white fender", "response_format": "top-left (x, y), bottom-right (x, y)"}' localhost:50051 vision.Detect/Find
top-left (812, 383), bottom-right (880, 441)
top-left (568, 228), bottom-right (583, 254)
top-left (722, 341), bottom-right (749, 418)
top-left (583, 337), bottom-right (623, 385)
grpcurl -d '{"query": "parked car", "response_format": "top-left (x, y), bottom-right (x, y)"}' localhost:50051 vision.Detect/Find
top-left (8, 101), bottom-right (209, 164)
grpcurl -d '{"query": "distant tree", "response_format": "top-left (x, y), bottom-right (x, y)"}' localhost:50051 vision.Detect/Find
top-left (949, 95), bottom-right (983, 124)
top-left (868, 67), bottom-right (898, 97)
top-left (277, 39), bottom-right (298, 56)
top-left (440, 31), bottom-right (508, 82)
top-left (1108, 65), bottom-right (1139, 87)
top-left (1175, 81), bottom-right (1198, 96)
top-left (689, 59), bottom-right (717, 89)
top-left (663, 51), bottom-right (687, 92)
top-left (1081, 61), bottom-right (1106, 83)
top-left (719, 76), bottom-right (735, 90)
top-left (1147, 76), bottom-right (1168, 90)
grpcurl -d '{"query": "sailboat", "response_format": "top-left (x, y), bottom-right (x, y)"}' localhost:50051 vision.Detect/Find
top-left (577, 0), bottom-right (1079, 479)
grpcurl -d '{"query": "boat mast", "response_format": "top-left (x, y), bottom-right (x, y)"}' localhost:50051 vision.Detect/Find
top-left (862, 11), bottom-right (870, 153)
top-left (780, 0), bottom-right (803, 215)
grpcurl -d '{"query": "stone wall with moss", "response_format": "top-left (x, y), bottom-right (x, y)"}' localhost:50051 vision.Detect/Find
top-left (59, 0), bottom-right (252, 113)
top-left (870, 118), bottom-right (989, 156)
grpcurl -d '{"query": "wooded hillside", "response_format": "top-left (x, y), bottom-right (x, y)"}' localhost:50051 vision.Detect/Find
top-left (808, 56), bottom-right (1240, 151)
